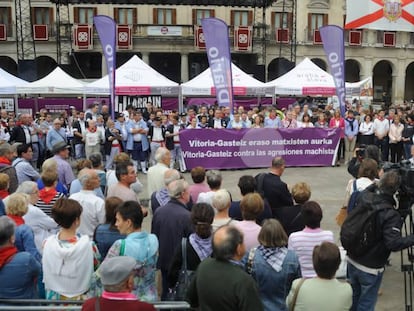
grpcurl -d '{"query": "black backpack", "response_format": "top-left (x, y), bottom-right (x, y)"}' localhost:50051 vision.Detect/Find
top-left (347, 179), bottom-right (361, 213)
top-left (340, 185), bottom-right (392, 258)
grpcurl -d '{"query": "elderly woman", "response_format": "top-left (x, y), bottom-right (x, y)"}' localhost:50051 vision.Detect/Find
top-left (84, 119), bottom-right (104, 160)
top-left (286, 242), bottom-right (352, 311)
top-left (94, 196), bottom-right (125, 258)
top-left (235, 193), bottom-right (264, 251)
top-left (105, 200), bottom-right (159, 301)
top-left (6, 193), bottom-right (41, 263)
top-left (43, 198), bottom-right (100, 300)
top-left (14, 181), bottom-right (58, 253)
top-left (288, 201), bottom-right (334, 278)
top-left (167, 203), bottom-right (215, 290)
top-left (242, 219), bottom-right (301, 311)
top-left (0, 216), bottom-right (41, 299)
top-left (212, 189), bottom-right (238, 232)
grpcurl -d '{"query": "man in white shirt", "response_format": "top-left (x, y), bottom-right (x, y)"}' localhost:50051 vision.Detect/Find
top-left (69, 168), bottom-right (105, 238)
top-left (148, 117), bottom-right (165, 166)
top-left (147, 147), bottom-right (171, 198)
top-left (373, 110), bottom-right (390, 161)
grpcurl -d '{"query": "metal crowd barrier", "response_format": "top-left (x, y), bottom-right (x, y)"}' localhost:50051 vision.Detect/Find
top-left (0, 299), bottom-right (191, 310)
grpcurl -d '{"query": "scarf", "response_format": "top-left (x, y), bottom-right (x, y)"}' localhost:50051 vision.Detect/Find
top-left (0, 246), bottom-right (18, 269)
top-left (346, 118), bottom-right (355, 132)
top-left (155, 188), bottom-right (170, 207)
top-left (8, 215), bottom-right (25, 226)
top-left (39, 187), bottom-right (58, 204)
top-left (189, 233), bottom-right (212, 261)
top-left (0, 156), bottom-right (11, 165)
top-left (0, 189), bottom-right (8, 199)
top-left (258, 245), bottom-right (288, 272)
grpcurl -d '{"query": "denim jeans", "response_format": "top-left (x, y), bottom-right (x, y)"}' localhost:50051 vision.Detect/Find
top-left (348, 262), bottom-right (383, 311)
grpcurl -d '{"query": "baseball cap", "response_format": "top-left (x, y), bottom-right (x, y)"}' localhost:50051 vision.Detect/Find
top-left (99, 256), bottom-right (136, 286)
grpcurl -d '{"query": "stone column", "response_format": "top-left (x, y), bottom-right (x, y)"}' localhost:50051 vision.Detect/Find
top-left (181, 53), bottom-right (189, 83)
top-left (141, 52), bottom-right (149, 64)
top-left (101, 54), bottom-right (107, 76)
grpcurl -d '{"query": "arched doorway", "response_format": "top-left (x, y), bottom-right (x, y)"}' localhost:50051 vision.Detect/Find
top-left (345, 59), bottom-right (360, 82)
top-left (373, 60), bottom-right (393, 102)
top-left (68, 52), bottom-right (102, 79)
top-left (311, 58), bottom-right (327, 71)
top-left (150, 53), bottom-right (181, 83)
top-left (405, 62), bottom-right (414, 102)
top-left (267, 57), bottom-right (295, 81)
top-left (36, 56), bottom-right (57, 79)
top-left (0, 56), bottom-right (17, 76)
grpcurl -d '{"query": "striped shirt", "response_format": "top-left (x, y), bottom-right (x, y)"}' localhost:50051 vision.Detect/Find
top-left (36, 192), bottom-right (65, 216)
top-left (288, 227), bottom-right (334, 278)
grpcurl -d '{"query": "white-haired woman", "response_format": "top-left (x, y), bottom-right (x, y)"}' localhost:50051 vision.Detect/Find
top-left (211, 189), bottom-right (238, 232)
top-left (15, 181), bottom-right (58, 253)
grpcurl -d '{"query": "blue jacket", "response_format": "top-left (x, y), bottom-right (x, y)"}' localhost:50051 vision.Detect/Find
top-left (125, 119), bottom-right (149, 151)
top-left (242, 247), bottom-right (301, 311)
top-left (15, 224), bottom-right (42, 263)
top-left (0, 251), bottom-right (41, 299)
top-left (94, 224), bottom-right (125, 258)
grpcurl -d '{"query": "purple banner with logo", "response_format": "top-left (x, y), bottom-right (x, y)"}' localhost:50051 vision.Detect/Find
top-left (94, 15), bottom-right (116, 120)
top-left (319, 25), bottom-right (346, 117)
top-left (180, 128), bottom-right (340, 169)
top-left (201, 18), bottom-right (234, 112)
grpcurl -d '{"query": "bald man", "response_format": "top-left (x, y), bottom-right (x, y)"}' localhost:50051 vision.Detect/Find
top-left (187, 225), bottom-right (263, 311)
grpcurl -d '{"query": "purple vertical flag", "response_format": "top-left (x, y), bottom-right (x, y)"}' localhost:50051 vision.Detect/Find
top-left (201, 18), bottom-right (234, 111)
top-left (319, 25), bottom-right (346, 117)
top-left (94, 15), bottom-right (116, 120)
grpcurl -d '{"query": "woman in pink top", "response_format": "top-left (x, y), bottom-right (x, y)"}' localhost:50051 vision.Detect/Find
top-left (235, 193), bottom-right (264, 251)
top-left (188, 166), bottom-right (210, 203)
top-left (288, 201), bottom-right (334, 278)
top-left (329, 109), bottom-right (346, 166)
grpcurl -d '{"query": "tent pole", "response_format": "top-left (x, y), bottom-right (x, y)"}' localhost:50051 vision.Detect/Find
top-left (178, 88), bottom-right (183, 113)
top-left (83, 94), bottom-right (86, 112)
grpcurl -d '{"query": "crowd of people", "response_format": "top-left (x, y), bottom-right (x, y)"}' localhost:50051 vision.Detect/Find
top-left (0, 99), bottom-right (413, 310)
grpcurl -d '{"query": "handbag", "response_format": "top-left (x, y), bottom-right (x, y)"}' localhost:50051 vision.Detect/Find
top-left (336, 207), bottom-right (348, 226)
top-left (288, 278), bottom-right (306, 311)
top-left (168, 238), bottom-right (195, 301)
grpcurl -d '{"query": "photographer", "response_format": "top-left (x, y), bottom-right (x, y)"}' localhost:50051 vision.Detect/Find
top-left (344, 171), bottom-right (414, 311)
top-left (347, 144), bottom-right (382, 179)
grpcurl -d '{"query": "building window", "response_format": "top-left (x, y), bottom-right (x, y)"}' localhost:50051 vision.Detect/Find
top-left (32, 7), bottom-right (53, 25)
top-left (307, 13), bottom-right (328, 41)
top-left (0, 7), bottom-right (12, 36)
top-left (272, 12), bottom-right (289, 28)
top-left (193, 9), bottom-right (214, 25)
top-left (114, 8), bottom-right (136, 25)
top-left (231, 10), bottom-right (253, 26)
top-left (74, 7), bottom-right (96, 24)
top-left (153, 8), bottom-right (176, 25)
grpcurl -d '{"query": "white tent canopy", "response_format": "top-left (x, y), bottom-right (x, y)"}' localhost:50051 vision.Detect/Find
top-left (266, 58), bottom-right (337, 96)
top-left (0, 68), bottom-right (29, 94)
top-left (85, 55), bottom-right (179, 96)
top-left (17, 67), bottom-right (86, 94)
top-left (181, 63), bottom-right (273, 96)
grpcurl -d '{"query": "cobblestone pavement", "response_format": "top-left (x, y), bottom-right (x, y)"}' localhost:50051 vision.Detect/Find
top-left (138, 165), bottom-right (408, 311)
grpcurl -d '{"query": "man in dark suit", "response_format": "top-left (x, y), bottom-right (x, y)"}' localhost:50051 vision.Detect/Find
top-left (72, 111), bottom-right (87, 159)
top-left (256, 157), bottom-right (294, 219)
top-left (208, 110), bottom-right (228, 129)
top-left (10, 113), bottom-right (31, 145)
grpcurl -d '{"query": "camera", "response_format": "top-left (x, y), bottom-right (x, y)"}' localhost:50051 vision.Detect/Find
top-left (382, 160), bottom-right (414, 210)
top-left (356, 144), bottom-right (366, 158)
